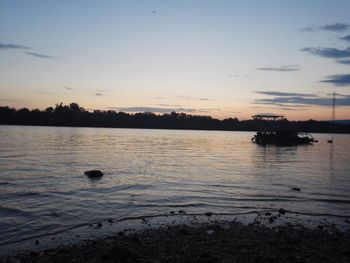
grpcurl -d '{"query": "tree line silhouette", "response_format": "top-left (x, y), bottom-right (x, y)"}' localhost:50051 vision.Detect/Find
top-left (0, 102), bottom-right (349, 133)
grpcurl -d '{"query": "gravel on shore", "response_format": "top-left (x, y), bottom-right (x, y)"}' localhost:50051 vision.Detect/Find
top-left (1, 220), bottom-right (350, 263)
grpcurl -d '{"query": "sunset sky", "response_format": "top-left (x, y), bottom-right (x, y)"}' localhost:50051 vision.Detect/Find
top-left (1, 0), bottom-right (350, 120)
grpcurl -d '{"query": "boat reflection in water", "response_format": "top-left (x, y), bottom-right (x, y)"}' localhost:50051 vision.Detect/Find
top-left (251, 114), bottom-right (316, 146)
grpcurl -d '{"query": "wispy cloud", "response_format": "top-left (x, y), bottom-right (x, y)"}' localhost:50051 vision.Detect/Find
top-left (255, 91), bottom-right (317, 97)
top-left (1, 42), bottom-right (58, 60)
top-left (227, 74), bottom-right (250, 78)
top-left (256, 65), bottom-right (300, 72)
top-left (0, 43), bottom-right (30, 50)
top-left (256, 97), bottom-right (325, 106)
top-left (256, 96), bottom-right (350, 107)
top-left (301, 47), bottom-right (350, 58)
top-left (63, 86), bottom-right (72, 90)
top-left (96, 89), bottom-right (110, 92)
top-left (322, 23), bottom-right (350, 32)
top-left (109, 106), bottom-right (198, 113)
top-left (94, 89), bottom-right (110, 96)
top-left (340, 35), bottom-right (350, 42)
top-left (24, 51), bottom-right (58, 59)
top-left (301, 27), bottom-right (316, 32)
top-left (156, 103), bottom-right (182, 107)
top-left (338, 58), bottom-right (350, 65)
top-left (177, 95), bottom-right (194, 100)
top-left (108, 106), bottom-right (221, 114)
top-left (250, 106), bottom-right (303, 111)
top-left (321, 74), bottom-right (350, 86)
top-left (302, 23), bottom-right (350, 32)
top-left (254, 91), bottom-right (350, 107)
top-left (153, 96), bottom-right (211, 101)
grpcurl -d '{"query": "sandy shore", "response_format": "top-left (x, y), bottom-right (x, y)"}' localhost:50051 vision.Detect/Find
top-left (1, 216), bottom-right (350, 263)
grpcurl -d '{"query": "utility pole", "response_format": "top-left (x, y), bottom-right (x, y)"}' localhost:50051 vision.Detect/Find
top-left (328, 92), bottom-right (335, 143)
top-left (332, 91), bottom-right (335, 124)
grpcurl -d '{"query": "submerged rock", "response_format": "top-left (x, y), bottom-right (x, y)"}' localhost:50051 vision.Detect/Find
top-left (84, 170), bottom-right (104, 179)
top-left (206, 229), bottom-right (214, 235)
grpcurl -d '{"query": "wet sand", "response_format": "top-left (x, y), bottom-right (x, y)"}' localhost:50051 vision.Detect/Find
top-left (1, 217), bottom-right (350, 263)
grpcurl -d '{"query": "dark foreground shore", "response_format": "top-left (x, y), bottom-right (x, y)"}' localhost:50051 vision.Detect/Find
top-left (2, 220), bottom-right (350, 263)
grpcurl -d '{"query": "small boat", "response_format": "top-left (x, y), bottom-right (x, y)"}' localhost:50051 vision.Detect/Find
top-left (251, 113), bottom-right (316, 146)
top-left (251, 129), bottom-right (315, 146)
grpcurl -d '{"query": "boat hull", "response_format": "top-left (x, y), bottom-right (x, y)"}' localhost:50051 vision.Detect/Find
top-left (251, 130), bottom-right (315, 146)
top-left (252, 135), bottom-right (313, 146)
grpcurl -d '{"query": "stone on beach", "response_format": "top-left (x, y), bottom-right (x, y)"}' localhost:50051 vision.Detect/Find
top-left (84, 170), bottom-right (104, 179)
top-left (6, 221), bottom-right (350, 263)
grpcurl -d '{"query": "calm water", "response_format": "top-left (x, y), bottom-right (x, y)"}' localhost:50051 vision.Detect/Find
top-left (0, 125), bottom-right (350, 252)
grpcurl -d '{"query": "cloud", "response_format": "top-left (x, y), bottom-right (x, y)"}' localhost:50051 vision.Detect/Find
top-left (63, 86), bottom-right (72, 90)
top-left (256, 96), bottom-right (350, 106)
top-left (302, 23), bottom-right (350, 32)
top-left (340, 35), bottom-right (350, 42)
top-left (109, 106), bottom-right (199, 113)
top-left (156, 103), bottom-right (182, 107)
top-left (96, 89), bottom-right (110, 92)
top-left (301, 47), bottom-right (350, 58)
top-left (0, 43), bottom-right (30, 50)
top-left (254, 91), bottom-right (350, 107)
top-left (95, 93), bottom-right (103, 96)
top-left (255, 91), bottom-right (317, 97)
top-left (177, 95), bottom-right (194, 100)
top-left (255, 97), bottom-right (329, 106)
top-left (301, 26), bottom-right (316, 32)
top-left (327, 92), bottom-right (350, 97)
top-left (322, 23), bottom-right (350, 32)
top-left (338, 58), bottom-right (350, 65)
top-left (24, 51), bottom-right (58, 59)
top-left (199, 108), bottom-right (221, 112)
top-left (1, 42), bottom-right (59, 60)
top-left (176, 95), bottom-right (212, 101)
top-left (321, 74), bottom-right (350, 86)
top-left (227, 74), bottom-right (250, 78)
top-left (256, 65), bottom-right (299, 72)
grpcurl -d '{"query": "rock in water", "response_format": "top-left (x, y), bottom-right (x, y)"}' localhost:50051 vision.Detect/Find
top-left (85, 170), bottom-right (104, 179)
top-left (278, 208), bottom-right (286, 215)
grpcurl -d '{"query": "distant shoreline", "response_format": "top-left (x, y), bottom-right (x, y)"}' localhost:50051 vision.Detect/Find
top-left (1, 103), bottom-right (350, 134)
top-left (1, 123), bottom-right (350, 135)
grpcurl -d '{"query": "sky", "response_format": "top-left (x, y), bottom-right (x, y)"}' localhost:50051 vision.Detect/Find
top-left (1, 0), bottom-right (350, 121)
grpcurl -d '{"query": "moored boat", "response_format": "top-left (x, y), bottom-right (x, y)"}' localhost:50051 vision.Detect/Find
top-left (251, 129), bottom-right (315, 146)
top-left (250, 114), bottom-right (316, 146)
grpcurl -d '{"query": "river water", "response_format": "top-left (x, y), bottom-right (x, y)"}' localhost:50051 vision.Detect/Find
top-left (0, 125), bottom-right (349, 254)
